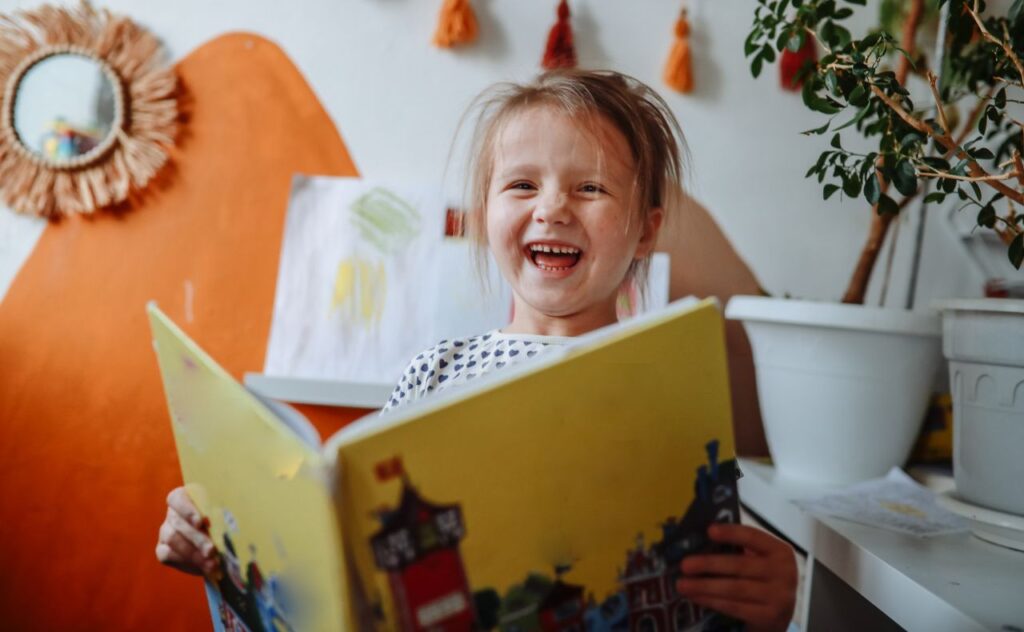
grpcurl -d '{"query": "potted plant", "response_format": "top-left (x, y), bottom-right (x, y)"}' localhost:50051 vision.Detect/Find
top-left (726, 0), bottom-right (1024, 487)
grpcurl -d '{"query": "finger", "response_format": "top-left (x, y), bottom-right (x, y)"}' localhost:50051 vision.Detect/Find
top-left (159, 521), bottom-right (200, 560)
top-left (682, 553), bottom-right (770, 579)
top-left (156, 542), bottom-right (220, 577)
top-left (707, 524), bottom-right (785, 556)
top-left (685, 595), bottom-right (781, 631)
top-left (166, 507), bottom-right (215, 557)
top-left (166, 487), bottom-right (208, 531)
top-left (676, 577), bottom-right (774, 604)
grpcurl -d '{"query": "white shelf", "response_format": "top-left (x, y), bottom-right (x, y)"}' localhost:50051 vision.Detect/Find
top-left (243, 373), bottom-right (390, 409)
top-left (738, 458), bottom-right (1024, 632)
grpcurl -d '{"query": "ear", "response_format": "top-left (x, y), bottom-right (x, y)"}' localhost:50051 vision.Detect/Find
top-left (634, 207), bottom-right (664, 259)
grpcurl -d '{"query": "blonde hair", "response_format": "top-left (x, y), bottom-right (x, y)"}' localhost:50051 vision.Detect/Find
top-left (459, 69), bottom-right (688, 296)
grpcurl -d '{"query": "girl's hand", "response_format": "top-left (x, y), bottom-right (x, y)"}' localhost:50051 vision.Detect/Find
top-left (676, 523), bottom-right (797, 632)
top-left (155, 486), bottom-right (218, 576)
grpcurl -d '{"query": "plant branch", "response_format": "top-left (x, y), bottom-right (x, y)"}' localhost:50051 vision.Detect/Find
top-left (917, 167), bottom-right (1017, 182)
top-left (967, 0), bottom-right (1024, 85)
top-left (927, 71), bottom-right (952, 136)
top-left (870, 83), bottom-right (1024, 203)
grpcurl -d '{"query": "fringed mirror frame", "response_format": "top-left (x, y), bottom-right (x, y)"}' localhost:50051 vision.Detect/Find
top-left (0, 2), bottom-right (177, 217)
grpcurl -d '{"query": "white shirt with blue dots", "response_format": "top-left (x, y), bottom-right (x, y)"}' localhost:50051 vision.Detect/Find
top-left (382, 330), bottom-right (571, 412)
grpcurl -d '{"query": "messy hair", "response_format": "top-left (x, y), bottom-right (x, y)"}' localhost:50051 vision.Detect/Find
top-left (458, 69), bottom-right (688, 298)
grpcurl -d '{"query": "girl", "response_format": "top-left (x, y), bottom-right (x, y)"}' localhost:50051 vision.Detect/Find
top-left (157, 69), bottom-right (797, 631)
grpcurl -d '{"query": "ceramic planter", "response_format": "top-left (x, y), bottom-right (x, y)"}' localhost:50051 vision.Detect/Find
top-left (726, 296), bottom-right (942, 485)
top-left (935, 299), bottom-right (1024, 516)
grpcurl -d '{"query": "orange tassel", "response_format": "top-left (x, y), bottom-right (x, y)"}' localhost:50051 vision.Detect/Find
top-left (780, 36), bottom-right (817, 91)
top-left (433, 0), bottom-right (478, 48)
top-left (663, 10), bottom-right (694, 93)
top-left (542, 0), bottom-right (576, 69)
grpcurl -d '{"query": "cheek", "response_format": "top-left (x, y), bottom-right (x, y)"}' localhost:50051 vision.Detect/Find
top-left (486, 205), bottom-right (522, 259)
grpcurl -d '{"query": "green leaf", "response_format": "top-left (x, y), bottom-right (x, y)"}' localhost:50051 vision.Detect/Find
top-left (978, 113), bottom-right (988, 135)
top-left (977, 205), bottom-right (996, 228)
top-left (834, 106), bottom-right (870, 131)
top-left (825, 70), bottom-right (838, 94)
top-left (941, 176), bottom-right (957, 193)
top-left (802, 120), bottom-right (832, 135)
top-left (745, 31), bottom-right (761, 57)
top-left (922, 156), bottom-right (950, 171)
top-left (761, 43), bottom-right (777, 63)
top-left (834, 7), bottom-right (854, 19)
top-left (751, 55), bottom-right (765, 78)
top-left (877, 193), bottom-right (899, 215)
top-left (824, 184), bottom-right (840, 200)
top-left (860, 32), bottom-right (881, 49)
top-left (971, 147), bottom-right (995, 160)
top-left (996, 87), bottom-right (1007, 109)
top-left (900, 132), bottom-right (923, 150)
top-left (923, 192), bottom-right (946, 204)
top-left (864, 172), bottom-right (880, 204)
top-left (844, 0), bottom-right (867, 5)
top-left (893, 159), bottom-right (918, 196)
top-left (830, 133), bottom-right (843, 149)
top-left (848, 84), bottom-right (868, 108)
top-left (776, 30), bottom-right (791, 52)
top-left (1010, 233), bottom-right (1024, 269)
top-left (843, 173), bottom-right (862, 197)
top-left (1010, 0), bottom-right (1024, 23)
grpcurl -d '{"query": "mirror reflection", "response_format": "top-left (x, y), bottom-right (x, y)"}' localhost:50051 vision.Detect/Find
top-left (13, 53), bottom-right (117, 163)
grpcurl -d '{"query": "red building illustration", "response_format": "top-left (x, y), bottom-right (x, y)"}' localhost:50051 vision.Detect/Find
top-left (370, 466), bottom-right (476, 631)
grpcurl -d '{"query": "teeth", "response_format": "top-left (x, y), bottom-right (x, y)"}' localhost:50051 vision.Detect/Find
top-left (529, 244), bottom-right (580, 254)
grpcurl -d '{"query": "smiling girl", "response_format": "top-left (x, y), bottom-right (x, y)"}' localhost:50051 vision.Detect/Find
top-left (158, 69), bottom-right (797, 631)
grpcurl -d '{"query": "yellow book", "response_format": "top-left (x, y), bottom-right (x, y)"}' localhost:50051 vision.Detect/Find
top-left (148, 297), bottom-right (742, 632)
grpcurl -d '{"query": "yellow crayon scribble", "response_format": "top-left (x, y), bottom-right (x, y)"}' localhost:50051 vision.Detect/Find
top-left (333, 257), bottom-right (386, 326)
top-left (880, 501), bottom-right (927, 518)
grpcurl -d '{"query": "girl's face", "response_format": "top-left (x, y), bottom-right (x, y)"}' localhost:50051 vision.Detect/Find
top-left (486, 106), bottom-right (663, 336)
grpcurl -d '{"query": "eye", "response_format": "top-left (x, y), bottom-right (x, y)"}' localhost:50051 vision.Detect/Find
top-left (507, 181), bottom-right (535, 191)
top-left (579, 183), bottom-right (606, 194)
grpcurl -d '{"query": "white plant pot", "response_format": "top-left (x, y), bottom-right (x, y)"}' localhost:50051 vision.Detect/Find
top-left (726, 296), bottom-right (942, 485)
top-left (935, 299), bottom-right (1024, 516)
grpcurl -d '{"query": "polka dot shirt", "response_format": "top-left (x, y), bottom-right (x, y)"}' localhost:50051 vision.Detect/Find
top-left (382, 330), bottom-right (571, 412)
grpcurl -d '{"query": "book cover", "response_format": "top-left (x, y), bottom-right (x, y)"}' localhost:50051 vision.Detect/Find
top-left (149, 298), bottom-right (742, 632)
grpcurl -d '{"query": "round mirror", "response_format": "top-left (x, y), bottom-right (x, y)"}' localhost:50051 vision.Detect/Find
top-left (12, 53), bottom-right (120, 165)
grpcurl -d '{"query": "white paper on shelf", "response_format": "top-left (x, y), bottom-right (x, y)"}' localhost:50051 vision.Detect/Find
top-left (794, 468), bottom-right (969, 537)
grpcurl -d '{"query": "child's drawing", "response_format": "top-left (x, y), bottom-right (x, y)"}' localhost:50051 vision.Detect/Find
top-left (264, 176), bottom-right (512, 387)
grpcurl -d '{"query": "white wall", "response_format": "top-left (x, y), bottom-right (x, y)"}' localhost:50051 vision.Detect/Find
top-left (0, 0), bottom-right (988, 306)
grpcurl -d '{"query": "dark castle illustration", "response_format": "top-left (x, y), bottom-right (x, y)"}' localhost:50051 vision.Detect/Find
top-left (369, 441), bottom-right (742, 632)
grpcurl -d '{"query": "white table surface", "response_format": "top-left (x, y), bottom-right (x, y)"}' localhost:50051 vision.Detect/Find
top-left (738, 458), bottom-right (1024, 632)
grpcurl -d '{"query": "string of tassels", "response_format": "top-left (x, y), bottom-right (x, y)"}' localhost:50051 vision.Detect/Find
top-left (433, 0), bottom-right (478, 48)
top-left (542, 0), bottom-right (576, 69)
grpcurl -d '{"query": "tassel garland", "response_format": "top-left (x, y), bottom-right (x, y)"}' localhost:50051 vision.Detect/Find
top-left (542, 0), bottom-right (576, 69)
top-left (433, 0), bottom-right (478, 48)
top-left (779, 36), bottom-right (817, 91)
top-left (663, 9), bottom-right (694, 93)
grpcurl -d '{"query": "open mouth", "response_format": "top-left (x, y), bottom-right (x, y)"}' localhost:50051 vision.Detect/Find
top-left (526, 243), bottom-right (582, 271)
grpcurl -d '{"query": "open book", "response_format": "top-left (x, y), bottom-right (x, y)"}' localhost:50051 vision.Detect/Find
top-left (148, 298), bottom-right (743, 632)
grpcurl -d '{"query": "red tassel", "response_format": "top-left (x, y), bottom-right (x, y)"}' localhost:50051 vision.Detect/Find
top-left (433, 0), bottom-right (478, 48)
top-left (542, 0), bottom-right (576, 70)
top-left (779, 36), bottom-right (817, 91)
top-left (663, 10), bottom-right (694, 93)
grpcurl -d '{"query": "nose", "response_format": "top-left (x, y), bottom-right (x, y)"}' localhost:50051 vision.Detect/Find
top-left (533, 190), bottom-right (571, 225)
